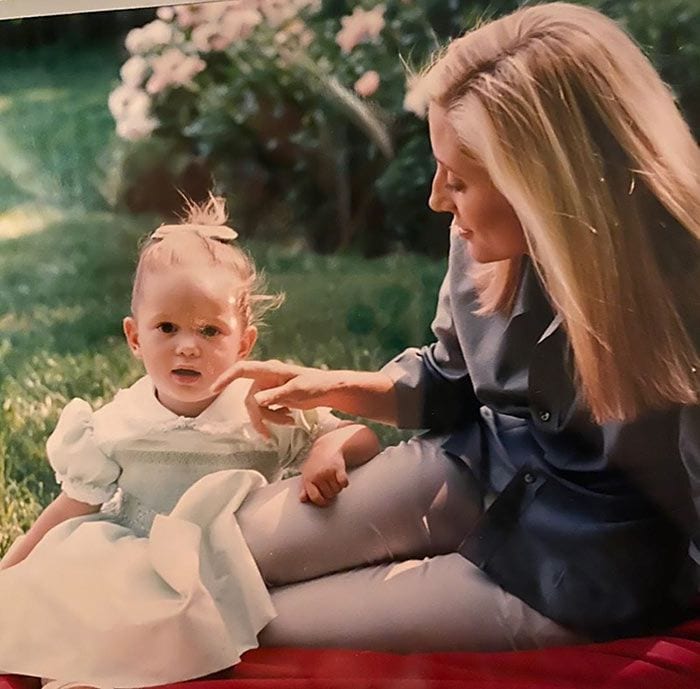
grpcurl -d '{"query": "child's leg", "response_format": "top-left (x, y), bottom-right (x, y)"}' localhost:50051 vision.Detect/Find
top-left (260, 554), bottom-right (585, 652)
top-left (237, 435), bottom-right (483, 585)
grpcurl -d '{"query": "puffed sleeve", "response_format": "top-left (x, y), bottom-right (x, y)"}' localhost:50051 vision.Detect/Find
top-left (46, 398), bottom-right (122, 505)
top-left (268, 407), bottom-right (341, 470)
top-left (381, 230), bottom-right (481, 431)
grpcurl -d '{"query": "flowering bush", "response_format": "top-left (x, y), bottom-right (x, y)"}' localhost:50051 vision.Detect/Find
top-left (103, 0), bottom-right (505, 255)
top-left (104, 0), bottom-right (700, 255)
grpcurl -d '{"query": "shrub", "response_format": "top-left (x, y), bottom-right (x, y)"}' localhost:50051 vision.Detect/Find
top-left (103, 0), bottom-right (699, 256)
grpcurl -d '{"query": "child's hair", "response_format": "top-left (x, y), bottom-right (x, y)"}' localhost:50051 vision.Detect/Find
top-left (405, 1), bottom-right (699, 423)
top-left (131, 194), bottom-right (283, 328)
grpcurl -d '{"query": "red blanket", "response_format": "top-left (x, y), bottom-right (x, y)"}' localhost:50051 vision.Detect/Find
top-left (3, 616), bottom-right (700, 689)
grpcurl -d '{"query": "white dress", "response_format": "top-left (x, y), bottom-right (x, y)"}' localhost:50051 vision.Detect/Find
top-left (0, 376), bottom-right (336, 688)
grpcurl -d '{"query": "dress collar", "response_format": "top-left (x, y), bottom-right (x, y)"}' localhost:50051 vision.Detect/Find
top-left (120, 375), bottom-right (252, 431)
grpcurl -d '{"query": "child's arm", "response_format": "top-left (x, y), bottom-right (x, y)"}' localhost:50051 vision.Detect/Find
top-left (0, 492), bottom-right (100, 570)
top-left (300, 423), bottom-right (381, 507)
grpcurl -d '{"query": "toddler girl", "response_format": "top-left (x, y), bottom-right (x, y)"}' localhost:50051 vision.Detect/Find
top-left (0, 196), bottom-right (380, 687)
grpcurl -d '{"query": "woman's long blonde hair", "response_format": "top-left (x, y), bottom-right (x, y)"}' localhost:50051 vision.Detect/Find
top-left (407, 1), bottom-right (699, 423)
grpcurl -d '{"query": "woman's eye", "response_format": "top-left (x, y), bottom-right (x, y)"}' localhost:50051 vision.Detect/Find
top-left (446, 178), bottom-right (465, 192)
top-left (200, 325), bottom-right (220, 338)
top-left (157, 322), bottom-right (176, 334)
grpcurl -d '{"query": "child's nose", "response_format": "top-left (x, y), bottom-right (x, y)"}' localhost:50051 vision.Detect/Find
top-left (175, 334), bottom-right (200, 357)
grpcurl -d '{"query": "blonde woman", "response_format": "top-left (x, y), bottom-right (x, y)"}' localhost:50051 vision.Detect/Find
top-left (216, 1), bottom-right (699, 650)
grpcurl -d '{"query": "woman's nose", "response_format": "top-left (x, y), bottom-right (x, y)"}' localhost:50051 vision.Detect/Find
top-left (428, 167), bottom-right (453, 214)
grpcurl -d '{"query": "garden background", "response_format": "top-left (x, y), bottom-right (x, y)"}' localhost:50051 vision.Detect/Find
top-left (0, 0), bottom-right (698, 554)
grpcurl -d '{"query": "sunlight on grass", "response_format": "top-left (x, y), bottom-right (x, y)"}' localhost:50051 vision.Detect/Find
top-left (0, 203), bottom-right (65, 239)
top-left (21, 87), bottom-right (69, 103)
top-left (0, 43), bottom-right (121, 210)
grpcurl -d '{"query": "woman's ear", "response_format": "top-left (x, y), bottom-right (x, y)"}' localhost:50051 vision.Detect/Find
top-left (238, 325), bottom-right (258, 359)
top-left (123, 316), bottom-right (141, 358)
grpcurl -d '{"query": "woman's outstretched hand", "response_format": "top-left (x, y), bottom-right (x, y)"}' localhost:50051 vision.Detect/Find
top-left (211, 360), bottom-right (398, 437)
top-left (211, 360), bottom-right (347, 438)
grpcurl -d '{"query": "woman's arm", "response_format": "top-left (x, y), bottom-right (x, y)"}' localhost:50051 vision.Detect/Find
top-left (213, 232), bottom-right (481, 436)
top-left (213, 363), bottom-right (398, 436)
top-left (299, 423), bottom-right (381, 507)
top-left (0, 492), bottom-right (100, 570)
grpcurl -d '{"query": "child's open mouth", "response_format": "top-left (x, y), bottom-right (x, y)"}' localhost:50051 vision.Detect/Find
top-left (171, 368), bottom-right (202, 385)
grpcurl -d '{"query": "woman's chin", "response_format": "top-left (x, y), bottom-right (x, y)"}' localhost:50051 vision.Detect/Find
top-left (465, 242), bottom-right (496, 264)
top-left (465, 241), bottom-right (521, 264)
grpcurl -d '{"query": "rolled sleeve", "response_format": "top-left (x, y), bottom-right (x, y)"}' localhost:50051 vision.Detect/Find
top-left (381, 249), bottom-right (481, 431)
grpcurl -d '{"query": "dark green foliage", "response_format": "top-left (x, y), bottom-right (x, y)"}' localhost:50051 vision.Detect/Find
top-left (103, 0), bottom-right (699, 256)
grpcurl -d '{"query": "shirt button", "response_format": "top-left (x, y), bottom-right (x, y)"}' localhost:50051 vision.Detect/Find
top-left (523, 472), bottom-right (536, 484)
top-left (538, 410), bottom-right (551, 422)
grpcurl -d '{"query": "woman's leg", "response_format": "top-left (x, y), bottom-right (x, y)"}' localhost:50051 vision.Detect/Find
top-left (237, 435), bottom-right (483, 585)
top-left (260, 554), bottom-right (585, 652)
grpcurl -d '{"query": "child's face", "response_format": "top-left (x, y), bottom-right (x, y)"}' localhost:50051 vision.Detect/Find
top-left (123, 266), bottom-right (257, 417)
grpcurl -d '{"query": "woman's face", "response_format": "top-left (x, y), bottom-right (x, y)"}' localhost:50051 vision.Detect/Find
top-left (427, 103), bottom-right (527, 263)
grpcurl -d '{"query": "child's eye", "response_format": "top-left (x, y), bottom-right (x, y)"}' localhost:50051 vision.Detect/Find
top-left (199, 325), bottom-right (221, 338)
top-left (157, 322), bottom-right (176, 334)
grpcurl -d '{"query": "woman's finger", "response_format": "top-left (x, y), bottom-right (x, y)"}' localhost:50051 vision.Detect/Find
top-left (253, 385), bottom-right (294, 409)
top-left (255, 379), bottom-right (321, 409)
top-left (244, 394), bottom-right (272, 439)
top-left (212, 359), bottom-right (302, 394)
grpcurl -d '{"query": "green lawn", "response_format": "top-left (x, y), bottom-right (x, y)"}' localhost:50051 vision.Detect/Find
top-left (0, 41), bottom-right (445, 555)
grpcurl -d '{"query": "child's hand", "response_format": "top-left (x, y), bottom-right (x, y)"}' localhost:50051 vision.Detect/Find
top-left (300, 452), bottom-right (349, 507)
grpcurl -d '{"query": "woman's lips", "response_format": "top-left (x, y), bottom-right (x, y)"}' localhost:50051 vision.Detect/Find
top-left (171, 368), bottom-right (202, 385)
top-left (451, 221), bottom-right (473, 239)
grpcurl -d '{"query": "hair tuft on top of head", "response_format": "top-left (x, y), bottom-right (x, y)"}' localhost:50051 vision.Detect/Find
top-left (132, 190), bottom-right (284, 330)
top-left (179, 192), bottom-right (229, 227)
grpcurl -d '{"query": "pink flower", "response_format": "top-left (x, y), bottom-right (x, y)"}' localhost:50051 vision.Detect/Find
top-left (172, 2), bottom-right (236, 28)
top-left (156, 6), bottom-right (175, 21)
top-left (145, 48), bottom-right (206, 94)
top-left (108, 84), bottom-right (159, 140)
top-left (354, 70), bottom-right (380, 98)
top-left (191, 22), bottom-right (230, 52)
top-left (220, 8), bottom-right (263, 42)
top-left (335, 5), bottom-right (385, 54)
top-left (173, 5), bottom-right (203, 28)
top-left (274, 18), bottom-right (314, 48)
top-left (198, 3), bottom-right (233, 23)
top-left (125, 19), bottom-right (174, 54)
top-left (108, 84), bottom-right (151, 120)
top-left (260, 0), bottom-right (320, 28)
top-left (120, 55), bottom-right (149, 87)
top-left (116, 115), bottom-right (159, 141)
top-left (403, 79), bottom-right (428, 117)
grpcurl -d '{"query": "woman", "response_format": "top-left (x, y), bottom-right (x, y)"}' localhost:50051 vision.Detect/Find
top-left (218, 1), bottom-right (700, 651)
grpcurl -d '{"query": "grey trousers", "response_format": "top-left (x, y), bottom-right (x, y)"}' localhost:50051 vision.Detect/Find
top-left (236, 435), bottom-right (584, 652)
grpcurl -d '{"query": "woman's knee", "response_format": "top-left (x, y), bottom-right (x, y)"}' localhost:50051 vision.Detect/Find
top-left (380, 435), bottom-right (483, 552)
top-left (237, 434), bottom-right (483, 583)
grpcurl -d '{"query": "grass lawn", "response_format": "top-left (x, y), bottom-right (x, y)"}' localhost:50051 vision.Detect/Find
top-left (0, 40), bottom-right (445, 555)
